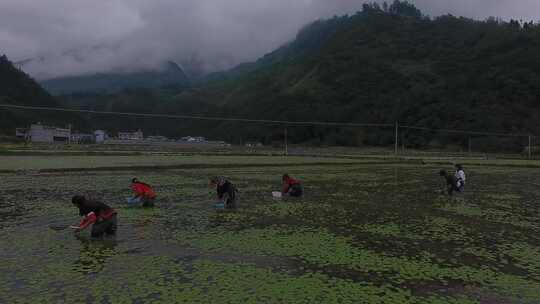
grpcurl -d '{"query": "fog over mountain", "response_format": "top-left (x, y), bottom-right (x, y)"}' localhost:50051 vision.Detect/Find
top-left (1, 0), bottom-right (539, 79)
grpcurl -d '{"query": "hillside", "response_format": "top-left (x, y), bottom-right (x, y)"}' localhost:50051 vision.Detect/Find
top-left (51, 1), bottom-right (540, 151)
top-left (59, 87), bottom-right (220, 139)
top-left (200, 17), bottom-right (349, 84)
top-left (173, 1), bottom-right (540, 150)
top-left (0, 55), bottom-right (83, 134)
top-left (41, 61), bottom-right (190, 95)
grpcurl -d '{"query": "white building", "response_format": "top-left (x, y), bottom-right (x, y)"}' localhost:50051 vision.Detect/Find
top-left (118, 130), bottom-right (143, 141)
top-left (27, 124), bottom-right (71, 143)
top-left (94, 130), bottom-right (108, 143)
top-left (71, 133), bottom-right (95, 144)
top-left (181, 136), bottom-right (206, 143)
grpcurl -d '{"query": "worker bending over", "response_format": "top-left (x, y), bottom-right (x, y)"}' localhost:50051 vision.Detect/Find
top-left (70, 195), bottom-right (117, 238)
top-left (128, 178), bottom-right (156, 207)
top-left (282, 174), bottom-right (303, 197)
top-left (439, 170), bottom-right (461, 196)
top-left (210, 176), bottom-right (238, 209)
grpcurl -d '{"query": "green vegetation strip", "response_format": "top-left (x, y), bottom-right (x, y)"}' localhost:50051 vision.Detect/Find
top-left (183, 227), bottom-right (540, 302)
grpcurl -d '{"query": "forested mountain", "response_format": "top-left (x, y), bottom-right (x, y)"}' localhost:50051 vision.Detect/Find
top-left (176, 0), bottom-right (540, 149)
top-left (59, 88), bottom-right (219, 138)
top-left (41, 61), bottom-right (190, 95)
top-left (6, 1), bottom-right (540, 151)
top-left (201, 16), bottom-right (350, 84)
top-left (0, 55), bottom-right (83, 133)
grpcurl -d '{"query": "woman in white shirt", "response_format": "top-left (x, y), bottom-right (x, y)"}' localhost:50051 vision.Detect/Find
top-left (454, 164), bottom-right (466, 192)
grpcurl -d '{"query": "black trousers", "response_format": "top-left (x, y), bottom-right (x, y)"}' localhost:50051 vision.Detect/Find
top-left (91, 214), bottom-right (117, 237)
top-left (224, 197), bottom-right (237, 209)
top-left (289, 184), bottom-right (303, 197)
top-left (447, 184), bottom-right (460, 196)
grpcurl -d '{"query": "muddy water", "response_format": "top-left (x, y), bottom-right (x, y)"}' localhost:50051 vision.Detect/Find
top-left (0, 164), bottom-right (539, 303)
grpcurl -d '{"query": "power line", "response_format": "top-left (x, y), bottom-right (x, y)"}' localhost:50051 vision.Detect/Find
top-left (400, 125), bottom-right (531, 138)
top-left (0, 104), bottom-right (392, 128)
top-left (0, 103), bottom-right (535, 138)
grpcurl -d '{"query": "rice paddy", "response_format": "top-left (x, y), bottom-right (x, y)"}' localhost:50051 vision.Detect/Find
top-left (0, 155), bottom-right (539, 303)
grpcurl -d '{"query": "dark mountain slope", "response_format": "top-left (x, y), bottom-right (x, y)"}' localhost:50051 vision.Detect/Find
top-left (175, 1), bottom-right (540, 149)
top-left (201, 16), bottom-right (351, 84)
top-left (58, 87), bottom-right (220, 139)
top-left (51, 1), bottom-right (540, 151)
top-left (0, 55), bottom-right (83, 133)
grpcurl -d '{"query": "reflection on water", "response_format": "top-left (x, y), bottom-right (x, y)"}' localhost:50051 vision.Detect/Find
top-left (73, 234), bottom-right (118, 274)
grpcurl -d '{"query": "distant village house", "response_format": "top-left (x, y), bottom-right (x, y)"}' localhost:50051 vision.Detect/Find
top-left (16, 123), bottom-right (71, 143)
top-left (16, 124), bottom-right (109, 144)
top-left (181, 136), bottom-right (206, 143)
top-left (94, 130), bottom-right (108, 143)
top-left (71, 133), bottom-right (95, 144)
top-left (118, 130), bottom-right (144, 141)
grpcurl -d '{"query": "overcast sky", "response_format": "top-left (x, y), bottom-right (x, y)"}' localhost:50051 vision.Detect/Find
top-left (1, 0), bottom-right (539, 80)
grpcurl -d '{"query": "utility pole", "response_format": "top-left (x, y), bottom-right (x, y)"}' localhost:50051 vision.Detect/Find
top-left (528, 135), bottom-right (532, 160)
top-left (284, 128), bottom-right (288, 156)
top-left (394, 122), bottom-right (399, 156)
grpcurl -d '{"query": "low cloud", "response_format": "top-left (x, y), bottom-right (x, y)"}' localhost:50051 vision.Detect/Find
top-left (1, 0), bottom-right (538, 79)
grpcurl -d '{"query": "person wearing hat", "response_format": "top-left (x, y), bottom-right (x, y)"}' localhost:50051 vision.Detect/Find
top-left (70, 195), bottom-right (117, 237)
top-left (210, 177), bottom-right (238, 209)
top-left (127, 178), bottom-right (157, 207)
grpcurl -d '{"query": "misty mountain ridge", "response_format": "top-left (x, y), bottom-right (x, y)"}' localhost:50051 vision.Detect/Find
top-left (171, 1), bottom-right (540, 150)
top-left (0, 55), bottom-right (83, 132)
top-left (41, 60), bottom-right (190, 95)
top-left (4, 1), bottom-right (540, 152)
top-left (201, 18), bottom-right (349, 84)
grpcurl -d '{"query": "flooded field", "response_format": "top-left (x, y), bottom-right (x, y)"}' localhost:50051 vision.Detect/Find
top-left (1, 158), bottom-right (539, 303)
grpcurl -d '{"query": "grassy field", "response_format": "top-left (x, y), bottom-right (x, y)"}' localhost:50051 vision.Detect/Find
top-left (1, 153), bottom-right (540, 172)
top-left (0, 155), bottom-right (539, 303)
top-left (0, 155), bottom-right (386, 172)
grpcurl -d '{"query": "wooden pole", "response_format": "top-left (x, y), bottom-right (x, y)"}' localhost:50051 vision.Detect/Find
top-left (284, 128), bottom-right (288, 156)
top-left (394, 122), bottom-right (399, 156)
top-left (528, 135), bottom-right (532, 159)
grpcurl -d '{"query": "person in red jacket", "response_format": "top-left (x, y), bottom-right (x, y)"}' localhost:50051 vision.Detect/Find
top-left (128, 178), bottom-right (156, 207)
top-left (70, 195), bottom-right (117, 238)
top-left (282, 174), bottom-right (303, 197)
